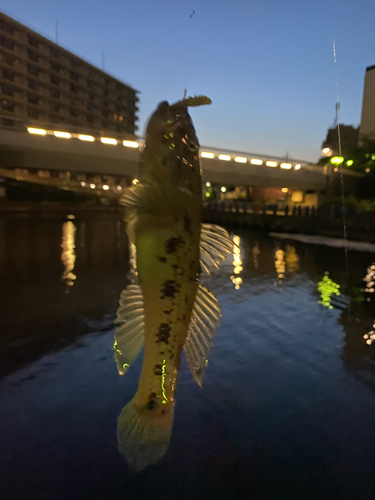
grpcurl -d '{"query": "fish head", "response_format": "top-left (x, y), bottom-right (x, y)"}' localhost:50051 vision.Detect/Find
top-left (141, 96), bottom-right (211, 187)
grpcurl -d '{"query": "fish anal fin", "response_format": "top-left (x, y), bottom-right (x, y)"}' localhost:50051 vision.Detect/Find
top-left (184, 284), bottom-right (221, 387)
top-left (113, 284), bottom-right (144, 375)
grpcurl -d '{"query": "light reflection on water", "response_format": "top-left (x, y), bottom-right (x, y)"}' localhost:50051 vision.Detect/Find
top-left (61, 220), bottom-right (77, 287)
top-left (1, 215), bottom-right (375, 499)
top-left (230, 235), bottom-right (243, 290)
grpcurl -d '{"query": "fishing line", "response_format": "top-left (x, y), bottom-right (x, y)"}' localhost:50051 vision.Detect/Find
top-left (183, 9), bottom-right (196, 98)
top-left (332, 40), bottom-right (349, 275)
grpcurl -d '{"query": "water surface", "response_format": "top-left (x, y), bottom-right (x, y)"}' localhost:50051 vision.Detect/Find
top-left (1, 213), bottom-right (375, 500)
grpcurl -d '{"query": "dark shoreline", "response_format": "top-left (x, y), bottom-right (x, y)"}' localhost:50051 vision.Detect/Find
top-left (1, 202), bottom-right (374, 244)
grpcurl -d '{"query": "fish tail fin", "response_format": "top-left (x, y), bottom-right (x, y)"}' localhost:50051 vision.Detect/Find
top-left (117, 396), bottom-right (175, 472)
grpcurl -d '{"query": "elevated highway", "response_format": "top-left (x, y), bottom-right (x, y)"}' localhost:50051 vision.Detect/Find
top-left (0, 125), bottom-right (327, 192)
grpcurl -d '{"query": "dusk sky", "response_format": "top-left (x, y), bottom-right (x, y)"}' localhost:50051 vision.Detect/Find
top-left (2, 0), bottom-right (374, 161)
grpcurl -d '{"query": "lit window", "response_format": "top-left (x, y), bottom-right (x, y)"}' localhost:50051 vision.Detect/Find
top-left (218, 154), bottom-right (231, 161)
top-left (234, 156), bottom-right (247, 163)
top-left (266, 161), bottom-right (278, 167)
top-left (100, 137), bottom-right (117, 145)
top-left (201, 152), bottom-right (214, 158)
top-left (250, 159), bottom-right (263, 165)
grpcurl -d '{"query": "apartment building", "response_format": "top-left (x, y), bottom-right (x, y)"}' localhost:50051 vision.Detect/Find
top-left (0, 12), bottom-right (139, 137)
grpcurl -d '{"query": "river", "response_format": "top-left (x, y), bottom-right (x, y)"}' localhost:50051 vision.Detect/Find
top-left (1, 212), bottom-right (375, 500)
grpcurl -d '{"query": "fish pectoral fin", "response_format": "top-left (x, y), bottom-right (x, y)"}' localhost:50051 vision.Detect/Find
top-left (200, 223), bottom-right (234, 275)
top-left (120, 182), bottom-right (193, 215)
top-left (184, 284), bottom-right (221, 388)
top-left (113, 284), bottom-right (144, 375)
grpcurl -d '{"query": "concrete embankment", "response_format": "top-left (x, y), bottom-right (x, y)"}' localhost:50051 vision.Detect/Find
top-left (202, 209), bottom-right (375, 244)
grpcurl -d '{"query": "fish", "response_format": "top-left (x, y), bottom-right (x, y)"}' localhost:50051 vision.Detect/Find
top-left (113, 96), bottom-right (234, 471)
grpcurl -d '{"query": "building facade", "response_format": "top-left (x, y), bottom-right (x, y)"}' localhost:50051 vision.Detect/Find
top-left (0, 12), bottom-right (139, 136)
top-left (359, 65), bottom-right (375, 142)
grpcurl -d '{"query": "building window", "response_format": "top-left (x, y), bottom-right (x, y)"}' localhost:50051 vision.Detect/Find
top-left (28, 107), bottom-right (39, 118)
top-left (2, 84), bottom-right (14, 96)
top-left (69, 97), bottom-right (76, 105)
top-left (70, 71), bottom-right (79, 81)
top-left (0, 20), bottom-right (15, 35)
top-left (102, 120), bottom-right (108, 128)
top-left (28, 78), bottom-right (38, 90)
top-left (50, 47), bottom-right (60, 59)
top-left (69, 58), bottom-right (78, 68)
top-left (27, 50), bottom-right (39, 62)
top-left (87, 115), bottom-right (94, 123)
top-left (103, 89), bottom-right (108, 97)
top-left (27, 35), bottom-right (39, 48)
top-left (50, 75), bottom-right (60, 86)
top-left (87, 79), bottom-right (95, 89)
top-left (2, 117), bottom-right (15, 126)
top-left (50, 101), bottom-right (60, 112)
top-left (2, 100), bottom-right (15, 112)
top-left (50, 60), bottom-right (61, 72)
top-left (103, 101), bottom-right (108, 108)
top-left (70, 84), bottom-right (78, 94)
top-left (87, 103), bottom-right (95, 112)
top-left (49, 114), bottom-right (60, 123)
top-left (2, 68), bottom-right (14, 81)
top-left (2, 53), bottom-right (15, 66)
top-left (27, 64), bottom-right (39, 77)
top-left (69, 108), bottom-right (78, 117)
top-left (0, 35), bottom-right (14, 50)
top-left (49, 87), bottom-right (60, 98)
top-left (27, 92), bottom-right (39, 105)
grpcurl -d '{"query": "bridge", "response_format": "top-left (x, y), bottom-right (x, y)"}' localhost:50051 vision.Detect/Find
top-left (0, 123), bottom-right (336, 198)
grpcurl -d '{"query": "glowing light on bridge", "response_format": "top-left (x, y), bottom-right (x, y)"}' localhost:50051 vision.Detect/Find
top-left (102, 184), bottom-right (109, 190)
top-left (221, 186), bottom-right (227, 192)
top-left (294, 164), bottom-right (301, 170)
top-left (27, 127), bottom-right (47, 135)
top-left (78, 134), bottom-right (95, 142)
top-left (123, 140), bottom-right (139, 148)
top-left (132, 179), bottom-right (139, 184)
top-left (250, 159), bottom-right (263, 165)
top-left (54, 131), bottom-right (72, 139)
top-left (218, 154), bottom-right (231, 161)
top-left (201, 152), bottom-right (214, 158)
top-left (330, 156), bottom-right (344, 165)
top-left (206, 182), bottom-right (211, 187)
top-left (234, 156), bottom-right (247, 163)
top-left (281, 187), bottom-right (289, 193)
top-left (266, 161), bottom-right (278, 167)
top-left (80, 181), bottom-right (86, 187)
top-left (116, 185), bottom-right (122, 191)
top-left (90, 183), bottom-right (96, 189)
top-left (100, 137), bottom-right (117, 145)
top-left (280, 163), bottom-right (292, 169)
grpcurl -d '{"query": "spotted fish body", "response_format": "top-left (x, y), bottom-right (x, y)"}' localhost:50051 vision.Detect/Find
top-left (114, 97), bottom-right (233, 471)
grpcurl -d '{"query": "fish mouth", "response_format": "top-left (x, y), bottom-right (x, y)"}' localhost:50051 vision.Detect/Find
top-left (170, 95), bottom-right (212, 109)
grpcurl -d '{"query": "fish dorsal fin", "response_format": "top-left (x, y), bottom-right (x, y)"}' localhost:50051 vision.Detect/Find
top-left (120, 183), bottom-right (193, 215)
top-left (184, 284), bottom-right (221, 388)
top-left (113, 284), bottom-right (144, 375)
top-left (200, 223), bottom-right (234, 275)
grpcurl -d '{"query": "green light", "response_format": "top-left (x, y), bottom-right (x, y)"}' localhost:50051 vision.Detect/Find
top-left (330, 156), bottom-right (344, 165)
top-left (346, 160), bottom-right (353, 166)
top-left (169, 143), bottom-right (175, 150)
top-left (166, 120), bottom-right (172, 125)
top-left (122, 363), bottom-right (129, 370)
top-left (317, 272), bottom-right (340, 309)
top-left (205, 192), bottom-right (210, 197)
top-left (161, 359), bottom-right (167, 404)
top-left (372, 154), bottom-right (375, 161)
